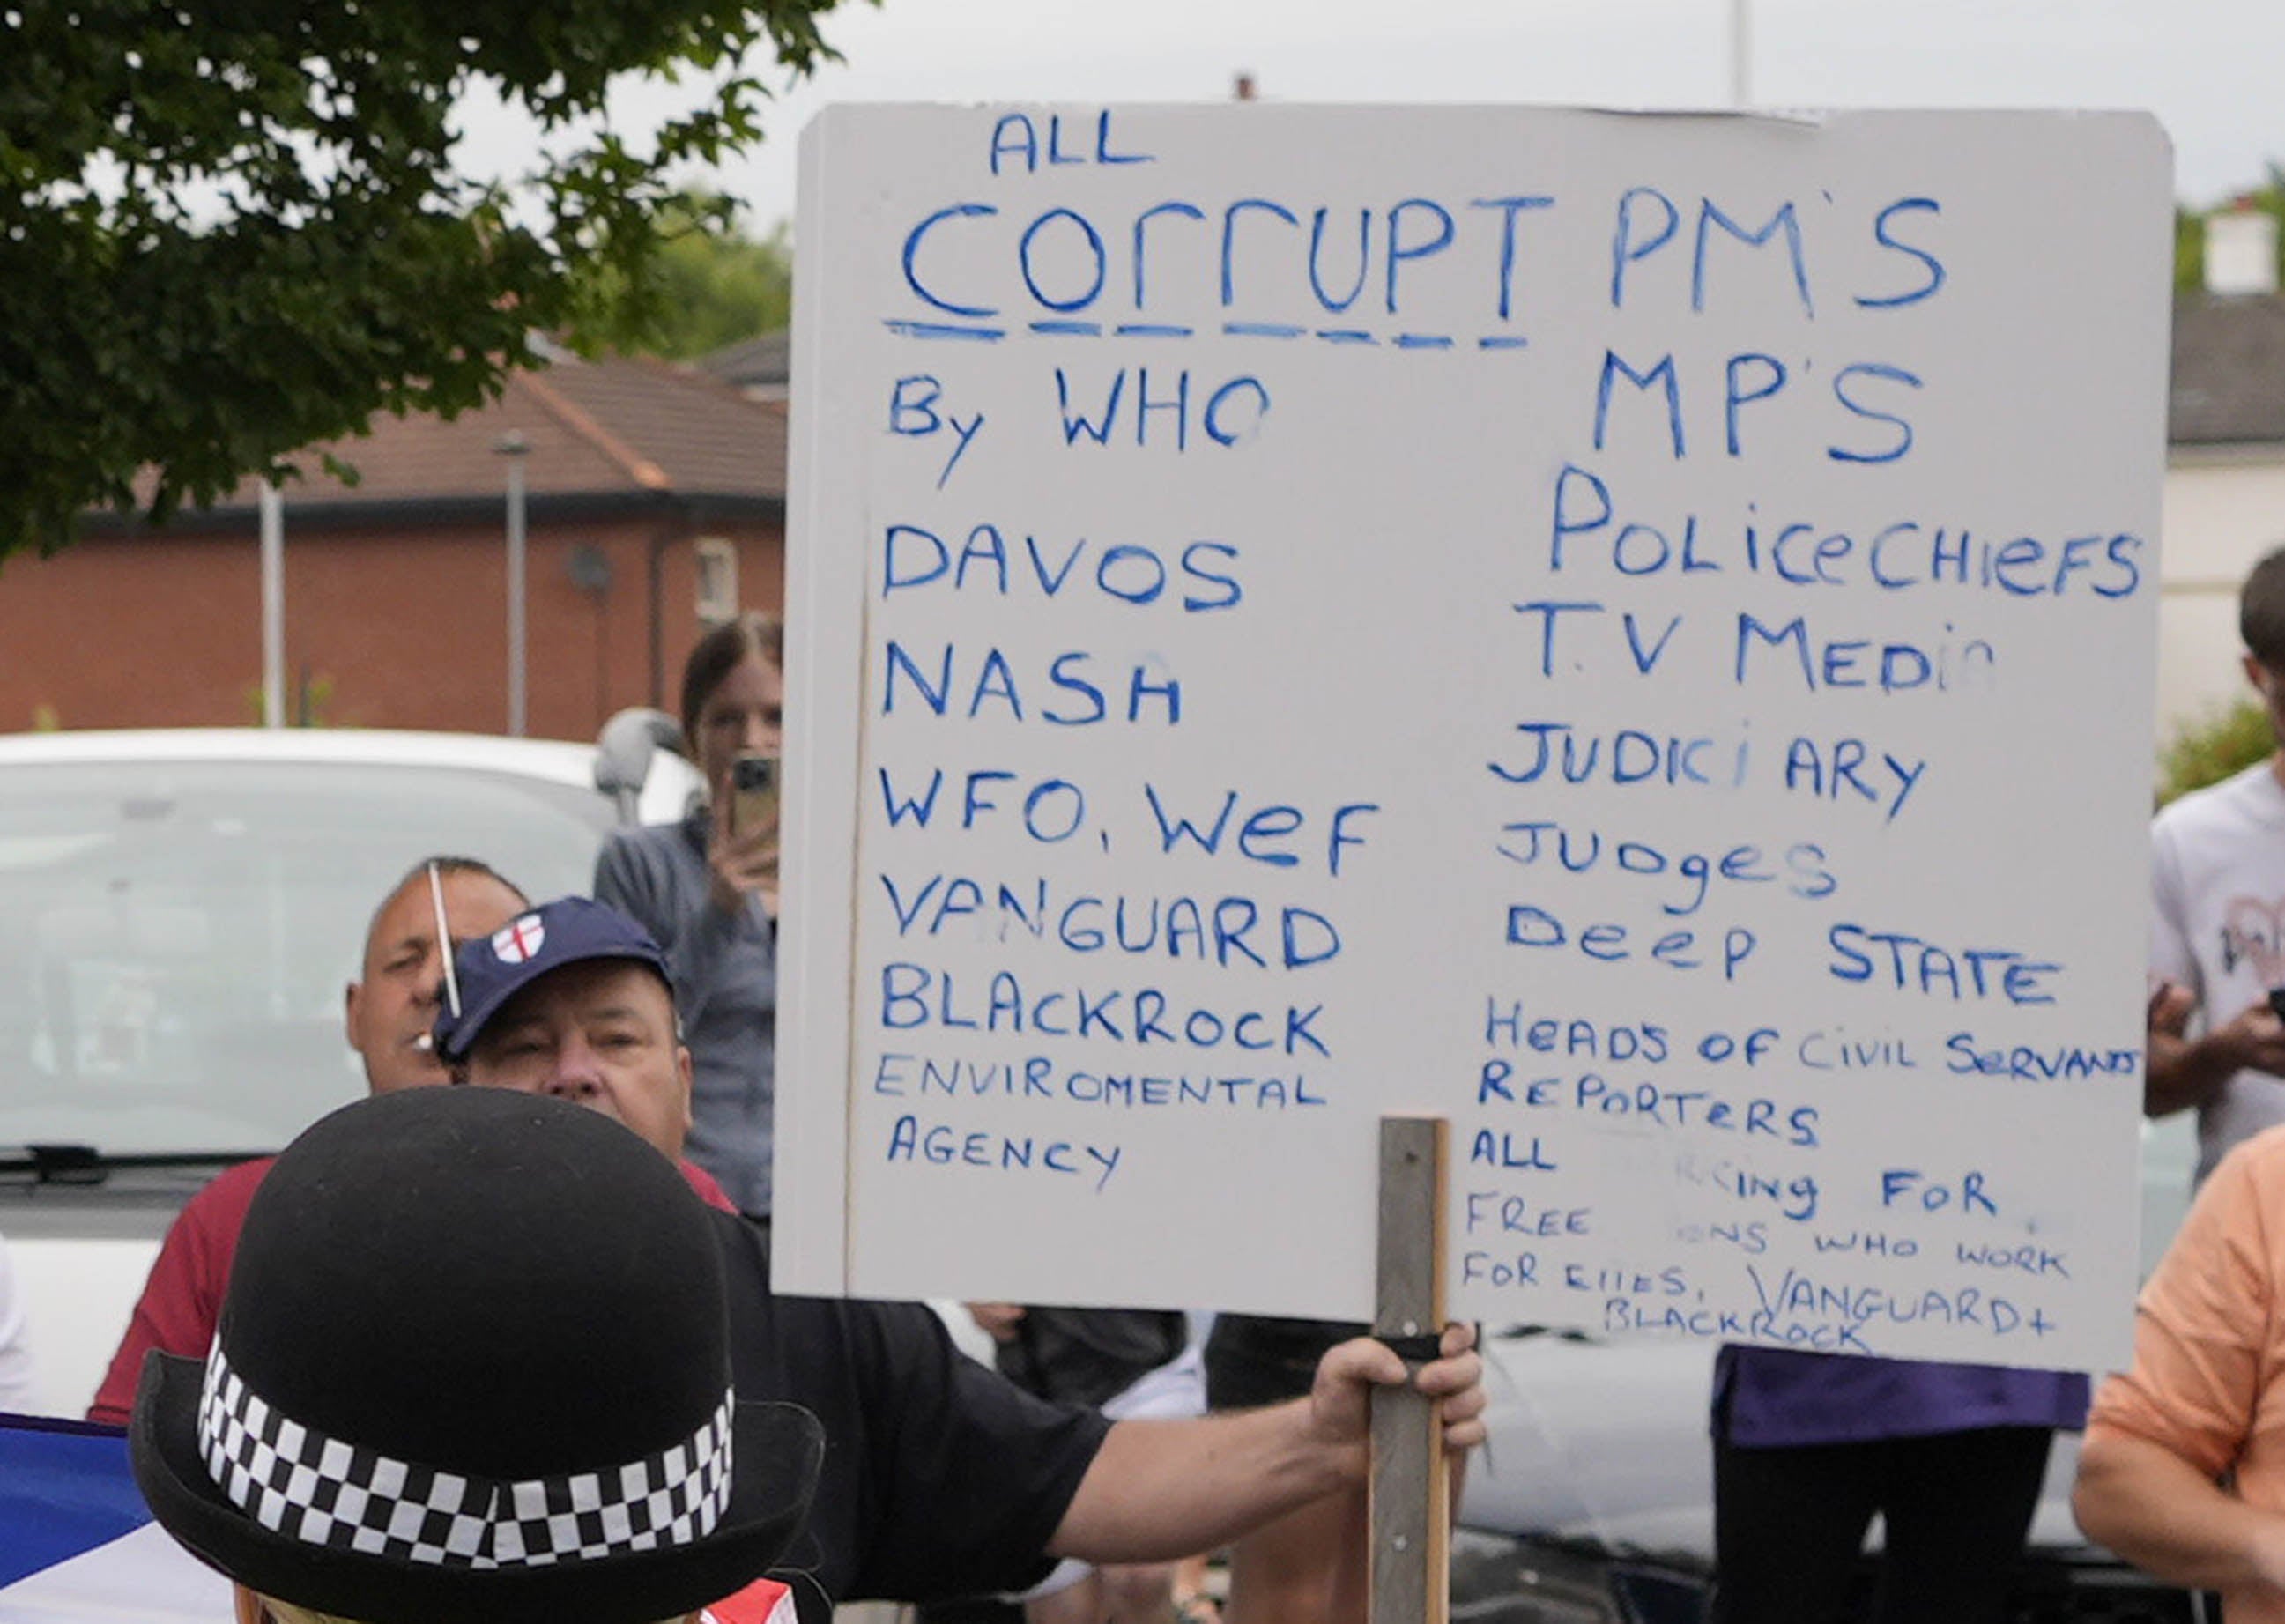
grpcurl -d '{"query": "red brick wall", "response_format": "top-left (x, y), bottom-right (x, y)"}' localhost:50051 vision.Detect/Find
top-left (0, 515), bottom-right (785, 739)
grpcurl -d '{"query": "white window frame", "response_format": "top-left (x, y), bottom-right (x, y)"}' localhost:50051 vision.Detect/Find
top-left (694, 537), bottom-right (738, 626)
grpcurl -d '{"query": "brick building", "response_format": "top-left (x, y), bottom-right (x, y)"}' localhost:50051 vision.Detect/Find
top-left (0, 350), bottom-right (788, 740)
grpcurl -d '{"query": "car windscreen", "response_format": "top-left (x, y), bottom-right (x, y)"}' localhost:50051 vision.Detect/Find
top-left (0, 758), bottom-right (612, 1158)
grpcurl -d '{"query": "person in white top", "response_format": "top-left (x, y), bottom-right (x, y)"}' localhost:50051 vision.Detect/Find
top-left (2148, 543), bottom-right (2285, 1181)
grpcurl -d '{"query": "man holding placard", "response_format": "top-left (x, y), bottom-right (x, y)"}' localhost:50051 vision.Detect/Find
top-left (432, 895), bottom-right (1488, 1606)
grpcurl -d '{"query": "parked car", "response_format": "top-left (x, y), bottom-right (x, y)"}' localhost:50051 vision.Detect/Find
top-left (1451, 1112), bottom-right (2205, 1621)
top-left (0, 717), bottom-right (701, 1418)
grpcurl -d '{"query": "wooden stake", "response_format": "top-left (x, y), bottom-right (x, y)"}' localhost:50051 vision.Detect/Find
top-left (1369, 1115), bottom-right (1450, 1624)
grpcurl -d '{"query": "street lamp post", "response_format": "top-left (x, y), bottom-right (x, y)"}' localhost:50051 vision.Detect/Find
top-left (259, 482), bottom-right (284, 728)
top-left (497, 431), bottom-right (530, 737)
top-left (1732, 0), bottom-right (1752, 108)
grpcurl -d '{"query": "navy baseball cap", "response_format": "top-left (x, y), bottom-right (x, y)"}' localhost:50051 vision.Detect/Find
top-left (431, 895), bottom-right (672, 1063)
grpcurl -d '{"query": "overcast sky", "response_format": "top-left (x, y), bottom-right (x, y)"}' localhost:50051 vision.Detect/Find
top-left (562, 0), bottom-right (2285, 232)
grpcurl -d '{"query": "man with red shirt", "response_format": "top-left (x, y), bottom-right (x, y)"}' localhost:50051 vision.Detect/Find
top-left (87, 856), bottom-right (734, 1425)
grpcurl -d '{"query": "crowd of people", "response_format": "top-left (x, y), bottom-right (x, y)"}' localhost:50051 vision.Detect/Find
top-left (53, 611), bottom-right (1480, 1624)
top-left (39, 542), bottom-right (2285, 1622)
top-left (102, 865), bottom-right (1486, 1623)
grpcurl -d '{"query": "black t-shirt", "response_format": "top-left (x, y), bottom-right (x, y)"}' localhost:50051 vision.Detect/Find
top-left (712, 1212), bottom-right (1113, 1603)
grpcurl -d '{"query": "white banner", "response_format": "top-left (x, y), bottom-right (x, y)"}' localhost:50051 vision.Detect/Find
top-left (777, 104), bottom-right (2171, 1371)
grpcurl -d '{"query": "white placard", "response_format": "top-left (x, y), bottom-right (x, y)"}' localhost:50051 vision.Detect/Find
top-left (776, 104), bottom-right (2171, 1372)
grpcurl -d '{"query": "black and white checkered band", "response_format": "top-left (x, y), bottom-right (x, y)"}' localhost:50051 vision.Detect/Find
top-left (195, 1345), bottom-right (734, 1570)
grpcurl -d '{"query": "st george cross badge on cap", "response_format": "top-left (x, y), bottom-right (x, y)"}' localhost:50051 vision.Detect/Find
top-left (492, 915), bottom-right (546, 965)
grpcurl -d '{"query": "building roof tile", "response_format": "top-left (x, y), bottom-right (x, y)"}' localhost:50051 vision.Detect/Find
top-left (188, 352), bottom-right (788, 513)
top-left (2172, 293), bottom-right (2285, 446)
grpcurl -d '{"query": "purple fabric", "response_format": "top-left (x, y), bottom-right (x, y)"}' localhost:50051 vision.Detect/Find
top-left (1714, 1346), bottom-right (2089, 1447)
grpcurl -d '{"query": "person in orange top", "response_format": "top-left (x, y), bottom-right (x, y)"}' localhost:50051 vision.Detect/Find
top-left (2074, 1120), bottom-right (2285, 1614)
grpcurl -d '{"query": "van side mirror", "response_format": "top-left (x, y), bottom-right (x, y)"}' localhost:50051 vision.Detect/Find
top-left (594, 708), bottom-right (686, 825)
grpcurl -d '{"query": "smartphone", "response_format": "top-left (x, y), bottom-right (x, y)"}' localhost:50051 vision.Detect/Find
top-left (730, 753), bottom-right (780, 838)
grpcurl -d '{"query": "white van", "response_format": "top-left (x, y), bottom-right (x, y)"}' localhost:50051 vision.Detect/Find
top-left (0, 721), bottom-right (700, 1418)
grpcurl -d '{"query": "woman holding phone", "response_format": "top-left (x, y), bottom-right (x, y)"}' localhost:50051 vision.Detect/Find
top-left (595, 611), bottom-right (783, 1218)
